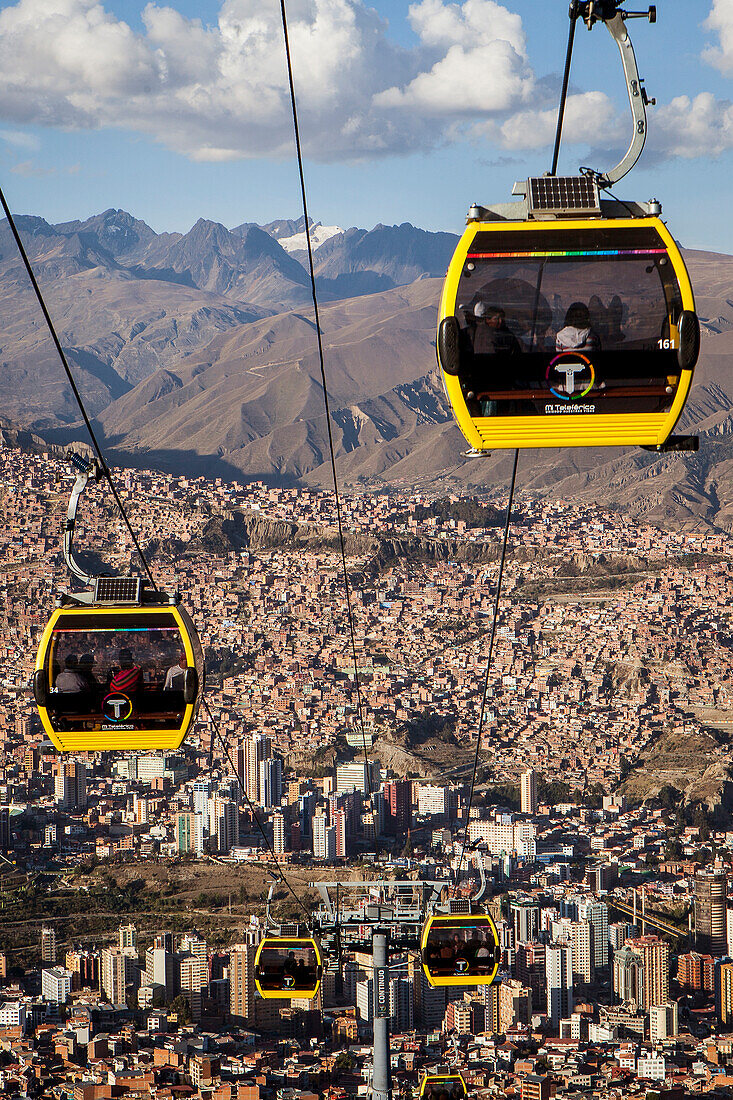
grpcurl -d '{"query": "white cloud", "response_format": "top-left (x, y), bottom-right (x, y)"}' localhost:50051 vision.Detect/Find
top-left (0, 0), bottom-right (726, 169)
top-left (0, 129), bottom-right (40, 150)
top-left (10, 159), bottom-right (54, 176)
top-left (0, 0), bottom-right (535, 160)
top-left (648, 92), bottom-right (733, 158)
top-left (495, 92), bottom-right (621, 151)
top-left (703, 0), bottom-right (733, 75)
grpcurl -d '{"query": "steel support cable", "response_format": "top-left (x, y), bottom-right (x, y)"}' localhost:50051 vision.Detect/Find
top-left (0, 183), bottom-right (309, 920)
top-left (201, 695), bottom-right (311, 921)
top-left (453, 449), bottom-right (519, 895)
top-left (0, 187), bottom-right (158, 592)
top-left (277, 0), bottom-right (374, 804)
top-left (550, 0), bottom-right (580, 176)
top-left (0, 181), bottom-right (311, 926)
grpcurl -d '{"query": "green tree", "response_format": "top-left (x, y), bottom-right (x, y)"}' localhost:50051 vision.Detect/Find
top-left (169, 994), bottom-right (191, 1025)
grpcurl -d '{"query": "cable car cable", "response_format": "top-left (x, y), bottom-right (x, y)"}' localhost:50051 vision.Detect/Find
top-left (0, 185), bottom-right (158, 593)
top-left (201, 695), bottom-right (312, 921)
top-left (453, 449), bottom-right (519, 894)
top-left (550, 0), bottom-right (580, 176)
top-left (278, 0), bottom-right (375, 808)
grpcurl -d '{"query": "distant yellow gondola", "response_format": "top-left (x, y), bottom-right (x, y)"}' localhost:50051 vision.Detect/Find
top-left (254, 936), bottom-right (323, 1000)
top-left (420, 1075), bottom-right (468, 1100)
top-left (420, 912), bottom-right (500, 988)
top-left (437, 212), bottom-right (699, 452)
top-left (33, 598), bottom-right (204, 753)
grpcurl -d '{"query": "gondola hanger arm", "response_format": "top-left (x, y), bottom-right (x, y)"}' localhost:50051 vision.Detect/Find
top-left (63, 451), bottom-right (104, 586)
top-left (578, 2), bottom-right (656, 187)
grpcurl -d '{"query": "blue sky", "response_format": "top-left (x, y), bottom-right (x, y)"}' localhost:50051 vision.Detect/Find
top-left (0, 0), bottom-right (730, 251)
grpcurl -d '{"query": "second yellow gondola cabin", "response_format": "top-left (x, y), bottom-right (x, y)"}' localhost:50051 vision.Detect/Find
top-left (254, 936), bottom-right (323, 1000)
top-left (33, 588), bottom-right (204, 754)
top-left (421, 911), bottom-right (500, 988)
top-left (420, 1075), bottom-right (468, 1100)
top-left (437, 179), bottom-right (699, 452)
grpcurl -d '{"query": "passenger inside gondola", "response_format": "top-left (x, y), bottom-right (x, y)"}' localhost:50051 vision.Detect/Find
top-left (44, 613), bottom-right (190, 732)
top-left (424, 923), bottom-right (498, 977)
top-left (454, 232), bottom-right (684, 416)
top-left (256, 943), bottom-right (319, 991)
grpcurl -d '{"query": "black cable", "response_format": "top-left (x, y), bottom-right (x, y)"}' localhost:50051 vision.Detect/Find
top-left (551, 0), bottom-right (580, 175)
top-left (453, 450), bottom-right (519, 895)
top-left (201, 695), bottom-right (311, 921)
top-left (599, 183), bottom-right (639, 219)
top-left (0, 188), bottom-right (158, 592)
top-left (278, 0), bottom-right (374, 805)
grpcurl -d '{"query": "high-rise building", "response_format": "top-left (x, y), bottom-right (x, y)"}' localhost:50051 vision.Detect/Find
top-left (382, 780), bottom-right (411, 835)
top-left (608, 921), bottom-right (636, 953)
top-left (499, 978), bottom-right (532, 1031)
top-left (0, 808), bottom-right (11, 852)
top-left (238, 734), bottom-right (272, 804)
top-left (65, 949), bottom-right (99, 990)
top-left (389, 976), bottom-right (413, 1032)
top-left (313, 811), bottom-right (337, 860)
top-left (510, 900), bottom-right (540, 945)
top-left (333, 809), bottom-right (348, 859)
top-left (579, 898), bottom-right (609, 970)
top-left (716, 958), bottom-right (733, 1026)
top-left (273, 812), bottom-right (286, 855)
top-left (119, 924), bottom-right (136, 951)
top-left (516, 941), bottom-right (546, 1012)
top-left (41, 926), bottom-right (57, 964)
top-left (650, 1001), bottom-right (678, 1041)
top-left (695, 871), bottom-right (727, 957)
top-left (146, 946), bottom-right (179, 1001)
top-left (42, 967), bottom-right (72, 1004)
top-left (192, 781), bottom-right (211, 838)
top-left (132, 793), bottom-right (148, 824)
top-left (229, 942), bottom-right (256, 1022)
top-left (552, 918), bottom-right (592, 983)
top-left (259, 756), bottom-right (282, 810)
top-left (100, 946), bottom-right (135, 1005)
top-left (677, 951), bottom-right (715, 992)
top-left (313, 812), bottom-right (336, 860)
top-left (613, 945), bottom-right (644, 1006)
top-left (410, 955), bottom-right (446, 1028)
top-left (335, 762), bottom-right (378, 795)
top-left (177, 811), bottom-right (205, 855)
top-left (54, 762), bottom-right (87, 811)
top-left (546, 943), bottom-right (573, 1026)
top-left (209, 796), bottom-right (239, 854)
top-left (180, 954), bottom-right (209, 1021)
top-left (626, 936), bottom-right (670, 1010)
top-left (520, 769), bottom-right (537, 815)
top-left (356, 977), bottom-right (372, 1023)
top-left (482, 981), bottom-right (501, 1034)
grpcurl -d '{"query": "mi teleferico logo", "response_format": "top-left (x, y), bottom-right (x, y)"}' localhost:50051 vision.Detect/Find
top-left (102, 692), bottom-right (133, 723)
top-left (546, 351), bottom-right (595, 400)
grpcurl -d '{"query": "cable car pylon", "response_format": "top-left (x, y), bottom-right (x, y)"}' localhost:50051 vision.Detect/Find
top-left (307, 872), bottom-right (501, 1100)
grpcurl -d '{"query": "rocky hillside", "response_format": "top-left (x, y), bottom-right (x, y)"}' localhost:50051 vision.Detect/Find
top-left (620, 728), bottom-right (733, 812)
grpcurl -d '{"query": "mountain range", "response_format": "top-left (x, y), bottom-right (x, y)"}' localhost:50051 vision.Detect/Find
top-left (3, 208), bottom-right (733, 527)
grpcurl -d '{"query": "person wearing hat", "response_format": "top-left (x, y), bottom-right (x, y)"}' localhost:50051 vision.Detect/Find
top-left (468, 300), bottom-right (520, 414)
top-left (471, 301), bottom-right (521, 355)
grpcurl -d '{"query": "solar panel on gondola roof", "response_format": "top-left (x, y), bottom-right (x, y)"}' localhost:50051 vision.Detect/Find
top-left (527, 175), bottom-right (600, 215)
top-left (94, 577), bottom-right (142, 604)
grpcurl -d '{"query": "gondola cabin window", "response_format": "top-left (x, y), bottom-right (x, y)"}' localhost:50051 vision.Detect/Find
top-left (455, 225), bottom-right (684, 417)
top-left (42, 611), bottom-right (193, 735)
